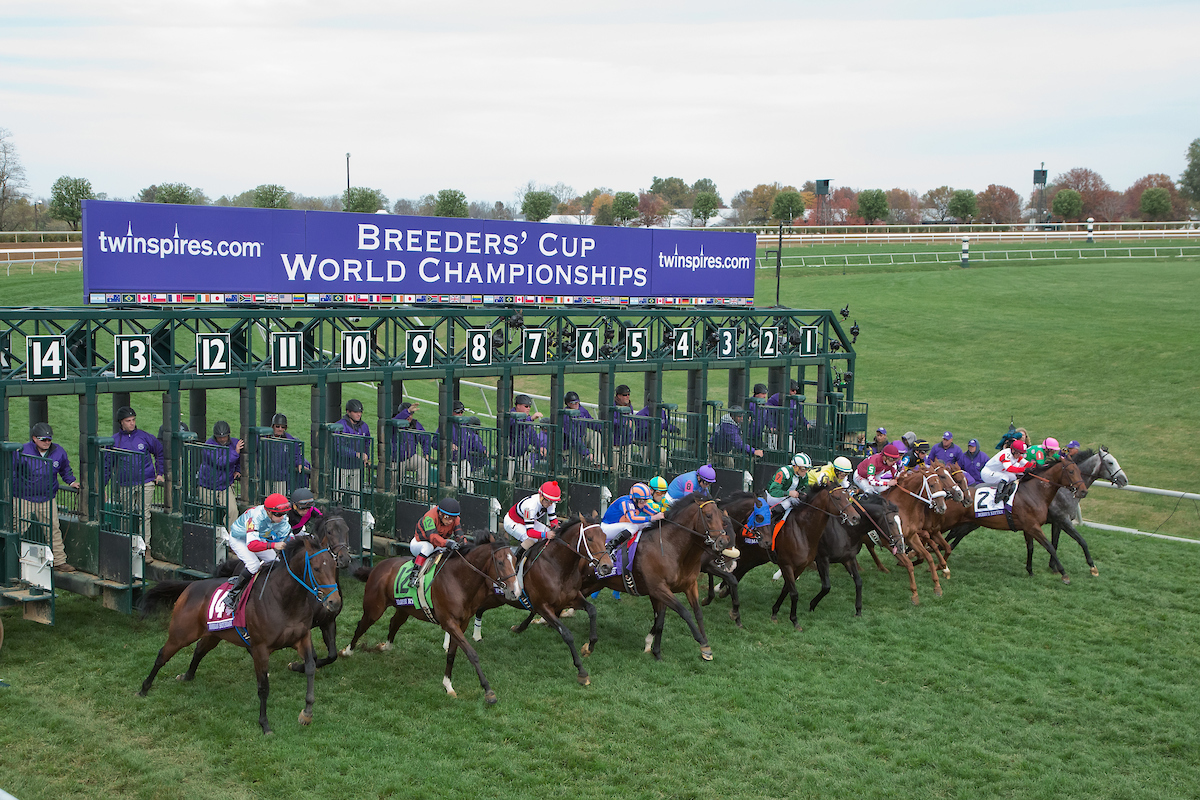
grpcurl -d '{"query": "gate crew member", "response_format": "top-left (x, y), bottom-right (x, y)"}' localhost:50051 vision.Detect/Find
top-left (110, 405), bottom-right (165, 553)
top-left (224, 493), bottom-right (294, 610)
top-left (196, 420), bottom-right (242, 530)
top-left (263, 413), bottom-right (311, 496)
top-left (503, 481), bottom-right (561, 550)
top-left (13, 422), bottom-right (80, 572)
top-left (332, 398), bottom-right (371, 508)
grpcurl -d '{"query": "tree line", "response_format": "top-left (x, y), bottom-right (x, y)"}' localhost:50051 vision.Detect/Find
top-left (3, 126), bottom-right (1199, 232)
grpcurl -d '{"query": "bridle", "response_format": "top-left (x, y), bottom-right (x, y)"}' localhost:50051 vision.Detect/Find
top-left (1089, 447), bottom-right (1126, 486)
top-left (848, 496), bottom-right (904, 555)
top-left (1023, 459), bottom-right (1088, 497)
top-left (666, 499), bottom-right (731, 552)
top-left (448, 543), bottom-right (519, 594)
top-left (891, 469), bottom-right (948, 512)
top-left (549, 521), bottom-right (611, 571)
top-left (791, 486), bottom-right (860, 526)
top-left (281, 540), bottom-right (340, 604)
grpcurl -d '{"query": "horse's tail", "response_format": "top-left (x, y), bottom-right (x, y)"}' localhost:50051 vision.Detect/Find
top-left (352, 564), bottom-right (373, 582)
top-left (139, 580), bottom-right (192, 618)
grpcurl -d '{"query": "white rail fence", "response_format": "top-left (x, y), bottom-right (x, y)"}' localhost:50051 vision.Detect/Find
top-left (1082, 480), bottom-right (1200, 543)
top-left (756, 244), bottom-right (1200, 269)
top-left (2, 246), bottom-right (83, 273)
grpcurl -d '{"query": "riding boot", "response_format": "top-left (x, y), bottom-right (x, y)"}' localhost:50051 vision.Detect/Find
top-left (410, 556), bottom-right (426, 588)
top-left (606, 530), bottom-right (631, 555)
top-left (224, 567), bottom-right (253, 611)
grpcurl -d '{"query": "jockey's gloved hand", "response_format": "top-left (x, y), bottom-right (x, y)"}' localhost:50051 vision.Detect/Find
top-left (444, 539), bottom-right (460, 551)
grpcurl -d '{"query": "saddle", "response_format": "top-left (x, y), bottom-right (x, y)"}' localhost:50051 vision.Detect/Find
top-left (392, 554), bottom-right (442, 622)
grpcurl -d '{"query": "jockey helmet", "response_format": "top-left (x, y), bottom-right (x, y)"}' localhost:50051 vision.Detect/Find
top-left (913, 439), bottom-right (930, 452)
top-left (630, 483), bottom-right (652, 501)
top-left (882, 443), bottom-right (900, 459)
top-left (452, 400), bottom-right (466, 414)
top-left (213, 420), bottom-right (231, 438)
top-left (563, 391), bottom-right (580, 404)
top-left (290, 488), bottom-right (315, 509)
top-left (437, 497), bottom-right (461, 517)
top-left (832, 456), bottom-right (853, 473)
top-left (264, 494), bottom-right (291, 514)
top-left (1043, 437), bottom-right (1060, 451)
top-left (345, 398), bottom-right (364, 413)
top-left (649, 476), bottom-right (669, 492)
top-left (539, 481), bottom-right (562, 502)
top-left (1010, 439), bottom-right (1028, 454)
top-left (31, 422), bottom-right (53, 440)
top-left (697, 464), bottom-right (717, 483)
top-left (792, 452), bottom-right (812, 470)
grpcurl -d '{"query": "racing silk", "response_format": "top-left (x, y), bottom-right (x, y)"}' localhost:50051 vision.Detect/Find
top-left (710, 414), bottom-right (753, 455)
top-left (414, 506), bottom-right (464, 547)
top-left (1025, 444), bottom-right (1059, 467)
top-left (807, 463), bottom-right (844, 489)
top-left (987, 447), bottom-right (1029, 476)
top-left (331, 414), bottom-right (371, 469)
top-left (390, 409), bottom-right (430, 462)
top-left (288, 505), bottom-right (323, 534)
top-left (196, 436), bottom-right (241, 490)
top-left (960, 448), bottom-right (989, 484)
top-left (505, 494), bottom-right (557, 536)
top-left (897, 451), bottom-right (925, 471)
top-left (562, 407), bottom-right (594, 457)
top-left (229, 505), bottom-right (293, 552)
top-left (12, 442), bottom-right (76, 503)
top-left (601, 495), bottom-right (655, 526)
top-left (667, 470), bottom-right (711, 501)
top-left (262, 432), bottom-right (310, 480)
top-left (766, 465), bottom-right (803, 499)
top-left (856, 452), bottom-right (897, 488)
top-left (646, 497), bottom-right (668, 515)
top-left (109, 428), bottom-right (165, 485)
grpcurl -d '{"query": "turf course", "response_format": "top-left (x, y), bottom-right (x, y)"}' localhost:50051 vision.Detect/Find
top-left (1, 251), bottom-right (1199, 799)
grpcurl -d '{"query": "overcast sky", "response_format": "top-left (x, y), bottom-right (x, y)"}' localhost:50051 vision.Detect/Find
top-left (4, 0), bottom-right (1198, 207)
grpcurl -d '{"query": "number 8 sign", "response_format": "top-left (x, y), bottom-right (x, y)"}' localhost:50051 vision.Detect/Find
top-left (465, 329), bottom-right (492, 366)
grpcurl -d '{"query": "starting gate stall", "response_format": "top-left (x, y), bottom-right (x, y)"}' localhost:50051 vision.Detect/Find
top-left (661, 404), bottom-right (706, 478)
top-left (254, 426), bottom-right (308, 500)
top-left (0, 443), bottom-right (56, 623)
top-left (385, 417), bottom-right (437, 549)
top-left (445, 417), bottom-right (500, 531)
top-left (611, 404), bottom-right (663, 496)
top-left (92, 440), bottom-right (149, 613)
top-left (178, 434), bottom-right (231, 576)
top-left (560, 409), bottom-right (611, 517)
top-left (321, 425), bottom-right (374, 564)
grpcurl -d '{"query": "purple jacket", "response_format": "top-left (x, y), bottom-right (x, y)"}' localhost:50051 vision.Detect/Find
top-left (929, 442), bottom-right (964, 468)
top-left (13, 442), bottom-right (76, 503)
top-left (262, 432), bottom-right (310, 481)
top-left (109, 427), bottom-right (165, 485)
top-left (710, 414), bottom-right (754, 455)
top-left (768, 392), bottom-right (811, 432)
top-left (197, 437), bottom-right (242, 490)
top-left (332, 415), bottom-right (372, 468)
top-left (960, 447), bottom-right (989, 484)
top-left (390, 409), bottom-right (430, 461)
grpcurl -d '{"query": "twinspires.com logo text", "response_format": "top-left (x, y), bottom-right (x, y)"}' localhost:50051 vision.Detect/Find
top-left (95, 222), bottom-right (264, 259)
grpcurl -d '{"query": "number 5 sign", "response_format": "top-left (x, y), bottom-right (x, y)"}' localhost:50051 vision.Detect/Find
top-left (115, 334), bottom-right (152, 379)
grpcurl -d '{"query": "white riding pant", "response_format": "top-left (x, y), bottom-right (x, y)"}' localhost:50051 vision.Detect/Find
top-left (226, 536), bottom-right (278, 574)
top-left (980, 465), bottom-right (1016, 488)
top-left (503, 517), bottom-right (550, 548)
top-left (410, 539), bottom-right (435, 558)
top-left (853, 473), bottom-right (884, 495)
top-left (601, 520), bottom-right (650, 543)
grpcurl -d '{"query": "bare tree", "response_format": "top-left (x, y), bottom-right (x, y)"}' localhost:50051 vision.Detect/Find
top-left (0, 128), bottom-right (28, 231)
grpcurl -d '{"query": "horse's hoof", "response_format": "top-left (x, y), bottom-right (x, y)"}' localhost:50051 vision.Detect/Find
top-left (510, 624), bottom-right (522, 633)
top-left (644, 634), bottom-right (654, 653)
top-left (581, 643), bottom-right (592, 657)
top-left (485, 691), bottom-right (498, 705)
top-left (578, 674), bottom-right (590, 686)
top-left (174, 674), bottom-right (188, 682)
top-left (770, 614), bottom-right (779, 624)
top-left (728, 609), bottom-right (738, 623)
top-left (263, 728), bottom-right (274, 736)
top-left (288, 661), bottom-right (302, 672)
top-left (700, 646), bottom-right (714, 661)
top-left (378, 642), bottom-right (392, 652)
top-left (1062, 575), bottom-right (1071, 585)
top-left (911, 595), bottom-right (920, 605)
top-left (942, 568), bottom-right (950, 578)
top-left (339, 646), bottom-right (353, 657)
top-left (1090, 566), bottom-right (1099, 577)
top-left (560, 607), bottom-right (575, 618)
top-left (298, 710), bottom-right (312, 726)
top-left (934, 587), bottom-right (943, 597)
top-left (136, 689), bottom-right (148, 697)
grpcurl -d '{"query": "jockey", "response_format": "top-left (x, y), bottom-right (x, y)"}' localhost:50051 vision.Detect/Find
top-left (808, 456), bottom-right (855, 490)
top-left (981, 438), bottom-right (1033, 503)
top-left (601, 482), bottom-right (665, 551)
top-left (666, 464), bottom-right (717, 506)
top-left (287, 487), bottom-right (323, 535)
top-left (409, 498), bottom-right (466, 585)
top-left (646, 476), bottom-right (670, 514)
top-left (898, 440), bottom-right (929, 471)
top-left (224, 493), bottom-right (294, 610)
top-left (1025, 437), bottom-right (1062, 468)
top-left (765, 453), bottom-right (813, 518)
top-left (503, 480), bottom-right (561, 550)
top-left (854, 443), bottom-right (901, 494)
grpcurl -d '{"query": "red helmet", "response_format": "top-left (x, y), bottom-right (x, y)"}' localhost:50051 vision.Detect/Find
top-left (1010, 439), bottom-right (1027, 454)
top-left (264, 493), bottom-right (292, 513)
top-left (540, 481), bottom-right (561, 502)
top-left (882, 443), bottom-right (900, 459)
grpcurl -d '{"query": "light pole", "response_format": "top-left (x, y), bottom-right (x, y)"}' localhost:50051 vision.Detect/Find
top-left (34, 201), bottom-right (43, 232)
top-left (346, 153), bottom-right (351, 192)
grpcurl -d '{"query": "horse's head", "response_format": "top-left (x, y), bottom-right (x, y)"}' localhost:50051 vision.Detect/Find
top-left (932, 459), bottom-right (970, 507)
top-left (316, 513), bottom-right (352, 569)
top-left (879, 498), bottom-right (905, 555)
top-left (284, 535), bottom-right (342, 615)
top-left (487, 541), bottom-right (521, 602)
top-left (1097, 446), bottom-right (1128, 488)
top-left (896, 467), bottom-right (947, 513)
top-left (828, 487), bottom-right (861, 526)
top-left (694, 498), bottom-right (736, 557)
top-left (560, 518), bottom-right (613, 578)
top-left (1058, 457), bottom-right (1088, 498)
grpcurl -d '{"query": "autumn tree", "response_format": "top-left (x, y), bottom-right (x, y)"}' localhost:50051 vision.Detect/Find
top-left (1051, 188), bottom-right (1083, 221)
top-left (612, 191), bottom-right (639, 226)
top-left (975, 184), bottom-right (1022, 224)
top-left (1139, 187), bottom-right (1172, 221)
top-left (649, 177), bottom-right (693, 208)
top-left (1123, 174), bottom-right (1187, 220)
top-left (921, 186), bottom-right (955, 221)
top-left (885, 188), bottom-right (919, 224)
top-left (770, 190), bottom-right (806, 224)
top-left (1050, 168), bottom-right (1118, 219)
top-left (692, 192), bottom-right (719, 227)
top-left (342, 186), bottom-right (388, 213)
top-left (48, 176), bottom-right (95, 230)
top-left (433, 189), bottom-right (469, 218)
top-left (745, 183), bottom-right (796, 225)
top-left (828, 186), bottom-right (861, 224)
top-left (638, 192), bottom-right (670, 227)
top-left (1181, 138), bottom-right (1200, 203)
top-left (521, 190), bottom-right (555, 222)
top-left (855, 189), bottom-right (888, 224)
top-left (253, 184), bottom-right (290, 209)
top-left (592, 193), bottom-right (615, 226)
top-left (0, 127), bottom-right (27, 230)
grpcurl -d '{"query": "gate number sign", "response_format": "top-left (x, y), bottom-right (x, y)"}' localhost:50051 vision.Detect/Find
top-left (625, 327), bottom-right (648, 362)
top-left (406, 330), bottom-right (435, 368)
top-left (26, 335), bottom-right (67, 381)
top-left (341, 331), bottom-right (371, 371)
top-left (759, 326), bottom-right (779, 358)
top-left (196, 333), bottom-right (231, 376)
top-left (114, 334), bottom-right (152, 379)
top-left (271, 332), bottom-right (304, 373)
top-left (465, 328), bottom-right (492, 366)
top-left (672, 327), bottom-right (694, 361)
top-left (799, 326), bottom-right (819, 356)
top-left (576, 328), bottom-right (598, 363)
top-left (716, 327), bottom-right (738, 359)
top-left (523, 329), bottom-right (547, 365)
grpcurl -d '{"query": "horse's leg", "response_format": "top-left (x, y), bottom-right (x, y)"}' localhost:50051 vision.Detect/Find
top-left (444, 622), bottom-right (497, 704)
top-left (646, 596), bottom-right (668, 660)
top-left (177, 633), bottom-right (221, 682)
top-left (702, 571), bottom-right (717, 606)
top-left (682, 579), bottom-right (713, 661)
top-left (295, 631), bottom-right (316, 726)
top-left (293, 618), bottom-right (337, 671)
top-left (251, 644), bottom-right (273, 735)
top-left (511, 609), bottom-right (537, 633)
top-left (1060, 519), bottom-right (1098, 576)
top-left (865, 542), bottom-right (890, 573)
top-left (785, 568), bottom-right (802, 630)
top-left (473, 612), bottom-right (484, 642)
top-left (1025, 531), bottom-right (1037, 576)
top-left (581, 594), bottom-right (599, 657)
top-left (809, 556), bottom-right (832, 613)
top-left (725, 572), bottom-right (742, 628)
top-left (341, 590), bottom-right (387, 656)
top-left (908, 534), bottom-right (943, 597)
top-left (896, 552), bottom-right (919, 605)
top-left (847, 558), bottom-right (864, 616)
top-left (539, 602), bottom-right (591, 685)
top-left (927, 530), bottom-right (952, 577)
top-left (139, 618), bottom-right (199, 696)
top-left (382, 609), bottom-right (411, 650)
top-left (770, 566), bottom-right (795, 622)
top-left (1026, 526), bottom-right (1070, 584)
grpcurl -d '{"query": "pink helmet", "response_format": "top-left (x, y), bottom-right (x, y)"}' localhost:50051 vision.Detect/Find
top-left (882, 443), bottom-right (900, 459)
top-left (1043, 437), bottom-right (1060, 451)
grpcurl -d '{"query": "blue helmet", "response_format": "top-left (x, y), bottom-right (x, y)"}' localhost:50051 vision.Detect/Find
top-left (630, 483), bottom-right (652, 501)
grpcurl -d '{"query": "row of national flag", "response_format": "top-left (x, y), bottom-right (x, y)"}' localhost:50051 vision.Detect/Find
top-left (90, 293), bottom-right (756, 307)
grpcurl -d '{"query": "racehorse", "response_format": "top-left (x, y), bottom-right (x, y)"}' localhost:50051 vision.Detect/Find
top-left (809, 494), bottom-right (904, 616)
top-left (580, 493), bottom-right (733, 661)
top-left (862, 468), bottom-right (951, 602)
top-left (340, 532), bottom-right (519, 704)
top-left (938, 458), bottom-right (1088, 583)
top-left (138, 535), bottom-right (341, 734)
top-left (478, 516), bottom-right (614, 685)
top-left (216, 510), bottom-right (352, 671)
top-left (700, 492), bottom-right (773, 628)
top-left (1045, 447), bottom-right (1126, 576)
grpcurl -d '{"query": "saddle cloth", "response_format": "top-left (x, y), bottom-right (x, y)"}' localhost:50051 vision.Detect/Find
top-left (206, 575), bottom-right (256, 631)
top-left (973, 485), bottom-right (1011, 518)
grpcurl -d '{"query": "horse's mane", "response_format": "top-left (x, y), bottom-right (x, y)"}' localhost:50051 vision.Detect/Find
top-left (664, 492), bottom-right (705, 521)
top-left (274, 534), bottom-right (315, 565)
top-left (465, 529), bottom-right (498, 552)
top-left (719, 490), bottom-right (758, 506)
top-left (1070, 448), bottom-right (1097, 464)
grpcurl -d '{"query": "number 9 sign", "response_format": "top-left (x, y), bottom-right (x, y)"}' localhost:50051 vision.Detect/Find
top-left (406, 330), bottom-right (435, 368)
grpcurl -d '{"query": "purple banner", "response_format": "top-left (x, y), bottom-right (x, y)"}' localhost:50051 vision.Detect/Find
top-left (81, 200), bottom-right (755, 303)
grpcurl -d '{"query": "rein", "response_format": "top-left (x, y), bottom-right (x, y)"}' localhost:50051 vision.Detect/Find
top-left (1023, 462), bottom-right (1085, 495)
top-left (849, 497), bottom-right (900, 553)
top-left (790, 487), bottom-right (857, 523)
top-left (548, 522), bottom-right (606, 567)
top-left (448, 545), bottom-right (517, 593)
top-left (892, 472), bottom-right (948, 510)
top-left (281, 545), bottom-right (339, 603)
top-left (663, 499), bottom-right (728, 551)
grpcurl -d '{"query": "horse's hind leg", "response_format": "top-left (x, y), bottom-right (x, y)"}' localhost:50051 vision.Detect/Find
top-left (139, 621), bottom-right (199, 696)
top-left (580, 594), bottom-right (599, 656)
top-left (646, 597), bottom-right (668, 660)
top-left (251, 645), bottom-right (274, 734)
top-left (702, 572), bottom-right (717, 606)
top-left (682, 580), bottom-right (713, 660)
top-left (848, 559), bottom-right (864, 616)
top-left (865, 543), bottom-right (890, 573)
top-left (178, 634), bottom-right (221, 682)
top-left (1063, 520), bottom-right (1098, 576)
top-left (444, 624), bottom-right (496, 704)
top-left (511, 610), bottom-right (537, 633)
top-left (1026, 527), bottom-right (1070, 584)
top-left (540, 605), bottom-right (590, 685)
top-left (809, 557), bottom-right (832, 613)
top-left (341, 592), bottom-right (387, 656)
top-left (294, 620), bottom-right (337, 671)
